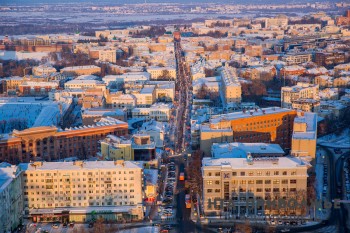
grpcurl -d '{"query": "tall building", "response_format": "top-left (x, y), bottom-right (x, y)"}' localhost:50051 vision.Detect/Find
top-left (0, 163), bottom-right (23, 233)
top-left (291, 111), bottom-right (317, 158)
top-left (220, 66), bottom-right (242, 105)
top-left (19, 160), bottom-right (144, 223)
top-left (200, 107), bottom-right (297, 156)
top-left (202, 156), bottom-right (308, 216)
top-left (0, 117), bottom-right (128, 163)
top-left (281, 83), bottom-right (319, 110)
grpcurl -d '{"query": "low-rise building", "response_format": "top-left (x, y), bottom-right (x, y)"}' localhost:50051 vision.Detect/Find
top-left (60, 65), bottom-right (101, 76)
top-left (99, 135), bottom-right (133, 161)
top-left (281, 82), bottom-right (319, 110)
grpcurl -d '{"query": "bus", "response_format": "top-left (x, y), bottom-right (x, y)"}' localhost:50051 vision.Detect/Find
top-left (179, 172), bottom-right (185, 181)
top-left (185, 194), bottom-right (191, 209)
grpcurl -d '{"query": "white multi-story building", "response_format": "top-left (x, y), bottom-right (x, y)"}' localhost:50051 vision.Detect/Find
top-left (19, 160), bottom-right (144, 223)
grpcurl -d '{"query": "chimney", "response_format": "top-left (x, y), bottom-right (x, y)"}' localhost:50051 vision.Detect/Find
top-left (115, 160), bottom-right (125, 167)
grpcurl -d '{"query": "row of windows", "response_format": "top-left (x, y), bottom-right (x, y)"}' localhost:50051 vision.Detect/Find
top-left (25, 177), bottom-right (135, 183)
top-left (26, 194), bottom-right (135, 201)
top-left (207, 171), bottom-right (297, 176)
top-left (27, 201), bottom-right (135, 208)
top-left (207, 179), bottom-right (297, 185)
top-left (207, 187), bottom-right (298, 193)
top-left (25, 171), bottom-right (134, 177)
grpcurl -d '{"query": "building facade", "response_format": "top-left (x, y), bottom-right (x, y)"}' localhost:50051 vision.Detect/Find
top-left (19, 160), bottom-right (144, 223)
top-left (202, 157), bottom-right (308, 216)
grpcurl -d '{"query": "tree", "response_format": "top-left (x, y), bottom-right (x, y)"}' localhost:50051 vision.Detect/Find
top-left (196, 83), bottom-right (209, 99)
top-left (204, 68), bottom-right (215, 77)
top-left (93, 218), bottom-right (105, 233)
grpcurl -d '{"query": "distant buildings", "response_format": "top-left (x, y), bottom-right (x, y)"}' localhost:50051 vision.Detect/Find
top-left (281, 83), bottom-right (319, 112)
top-left (60, 65), bottom-right (101, 76)
top-left (336, 10), bottom-right (350, 26)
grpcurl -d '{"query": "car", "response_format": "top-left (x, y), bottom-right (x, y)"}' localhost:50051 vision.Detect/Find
top-left (52, 223), bottom-right (59, 229)
top-left (69, 222), bottom-right (75, 228)
top-left (278, 220), bottom-right (283, 225)
top-left (62, 223), bottom-right (68, 228)
top-left (88, 222), bottom-right (94, 228)
top-left (163, 225), bottom-right (172, 230)
top-left (270, 220), bottom-right (276, 225)
top-left (43, 230), bottom-right (49, 233)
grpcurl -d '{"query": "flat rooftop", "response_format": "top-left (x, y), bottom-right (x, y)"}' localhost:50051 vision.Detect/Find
top-left (212, 142), bottom-right (284, 158)
top-left (210, 107), bottom-right (294, 124)
top-left (19, 160), bottom-right (143, 171)
top-left (202, 156), bottom-right (307, 170)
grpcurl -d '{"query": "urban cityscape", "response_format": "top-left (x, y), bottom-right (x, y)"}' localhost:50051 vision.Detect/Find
top-left (0, 0), bottom-right (350, 233)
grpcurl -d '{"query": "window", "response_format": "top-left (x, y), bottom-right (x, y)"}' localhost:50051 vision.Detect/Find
top-left (232, 172), bottom-right (237, 176)
top-left (215, 189), bottom-right (220, 193)
top-left (273, 188), bottom-right (279, 192)
top-left (240, 172), bottom-right (245, 176)
top-left (248, 180), bottom-right (254, 184)
top-left (215, 172), bottom-right (220, 176)
top-left (291, 171), bottom-right (297, 175)
top-left (273, 180), bottom-right (280, 184)
top-left (240, 180), bottom-right (246, 185)
top-left (282, 171), bottom-right (287, 175)
top-left (274, 171), bottom-right (279, 175)
top-left (215, 181), bottom-right (220, 185)
top-left (290, 180), bottom-right (297, 184)
top-left (290, 188), bottom-right (296, 192)
top-left (248, 172), bottom-right (254, 176)
top-left (282, 180), bottom-right (288, 184)
top-left (256, 180), bottom-right (263, 184)
top-left (265, 180), bottom-right (271, 184)
top-left (266, 171), bottom-right (270, 176)
top-left (257, 171), bottom-right (262, 176)
top-left (208, 172), bottom-right (212, 176)
top-left (207, 189), bottom-right (213, 193)
top-left (207, 181), bottom-right (213, 185)
top-left (256, 188), bottom-right (262, 192)
top-left (265, 188), bottom-right (271, 192)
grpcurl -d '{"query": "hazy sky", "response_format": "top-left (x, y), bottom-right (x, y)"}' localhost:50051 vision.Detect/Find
top-left (0, 0), bottom-right (332, 5)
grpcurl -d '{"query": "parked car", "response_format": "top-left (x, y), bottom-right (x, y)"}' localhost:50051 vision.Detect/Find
top-left (52, 223), bottom-right (59, 229)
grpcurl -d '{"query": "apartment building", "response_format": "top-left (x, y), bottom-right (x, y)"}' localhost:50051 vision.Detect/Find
top-left (132, 103), bottom-right (172, 122)
top-left (147, 67), bottom-right (176, 80)
top-left (99, 49), bottom-right (117, 63)
top-left (133, 86), bottom-right (156, 107)
top-left (282, 53), bottom-right (312, 65)
top-left (265, 15), bottom-right (288, 28)
top-left (291, 111), bottom-right (317, 158)
top-left (0, 117), bottom-right (128, 163)
top-left (220, 66), bottom-right (242, 104)
top-left (200, 107), bottom-right (297, 156)
top-left (281, 83), bottom-right (319, 110)
top-left (202, 156), bottom-right (308, 216)
top-left (64, 79), bottom-right (106, 91)
top-left (315, 52), bottom-right (346, 67)
top-left (60, 65), bottom-right (101, 76)
top-left (0, 163), bottom-right (23, 233)
top-left (245, 45), bottom-right (263, 57)
top-left (19, 160), bottom-right (144, 223)
top-left (19, 81), bottom-right (59, 96)
top-left (32, 65), bottom-right (57, 76)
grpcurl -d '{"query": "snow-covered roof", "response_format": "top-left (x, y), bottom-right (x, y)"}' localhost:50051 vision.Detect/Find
top-left (202, 156), bottom-right (308, 169)
top-left (211, 142), bottom-right (284, 158)
top-left (19, 160), bottom-right (142, 171)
